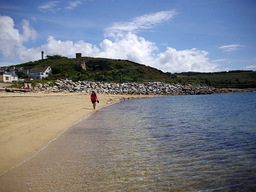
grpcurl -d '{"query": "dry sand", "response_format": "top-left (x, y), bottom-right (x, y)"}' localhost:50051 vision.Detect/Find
top-left (0, 91), bottom-right (153, 175)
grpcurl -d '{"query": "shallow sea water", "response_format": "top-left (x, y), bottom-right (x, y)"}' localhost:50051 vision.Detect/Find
top-left (0, 92), bottom-right (256, 191)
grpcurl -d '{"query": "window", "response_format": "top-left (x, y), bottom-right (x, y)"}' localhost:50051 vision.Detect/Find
top-left (5, 77), bottom-right (9, 81)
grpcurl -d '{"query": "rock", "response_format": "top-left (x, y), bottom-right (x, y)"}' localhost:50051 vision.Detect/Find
top-left (28, 78), bottom-right (256, 94)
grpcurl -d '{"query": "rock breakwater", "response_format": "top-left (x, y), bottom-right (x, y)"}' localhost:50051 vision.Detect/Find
top-left (32, 79), bottom-right (256, 95)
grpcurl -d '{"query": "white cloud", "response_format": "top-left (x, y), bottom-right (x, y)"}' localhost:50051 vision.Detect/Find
top-left (97, 33), bottom-right (217, 72)
top-left (153, 47), bottom-right (218, 72)
top-left (98, 32), bottom-right (157, 64)
top-left (38, 1), bottom-right (82, 12)
top-left (244, 65), bottom-right (256, 69)
top-left (4, 36), bottom-right (100, 62)
top-left (0, 15), bottom-right (218, 73)
top-left (219, 44), bottom-right (241, 52)
top-left (41, 36), bottom-right (100, 57)
top-left (65, 1), bottom-right (82, 10)
top-left (211, 59), bottom-right (228, 63)
top-left (35, 34), bottom-right (217, 73)
top-left (0, 16), bottom-right (37, 59)
top-left (38, 1), bottom-right (60, 12)
top-left (105, 10), bottom-right (178, 34)
top-left (20, 20), bottom-right (38, 42)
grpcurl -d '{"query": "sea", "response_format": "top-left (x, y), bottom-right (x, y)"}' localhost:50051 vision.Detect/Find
top-left (1, 92), bottom-right (256, 191)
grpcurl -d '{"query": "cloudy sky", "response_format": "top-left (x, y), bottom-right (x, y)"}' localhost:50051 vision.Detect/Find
top-left (0, 0), bottom-right (255, 73)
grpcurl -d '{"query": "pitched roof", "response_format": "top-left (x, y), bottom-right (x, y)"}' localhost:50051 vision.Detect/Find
top-left (3, 72), bottom-right (12, 75)
top-left (30, 66), bottom-right (50, 73)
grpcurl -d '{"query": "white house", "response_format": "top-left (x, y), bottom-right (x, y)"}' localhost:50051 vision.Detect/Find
top-left (29, 66), bottom-right (52, 80)
top-left (0, 72), bottom-right (12, 82)
top-left (11, 73), bottom-right (18, 82)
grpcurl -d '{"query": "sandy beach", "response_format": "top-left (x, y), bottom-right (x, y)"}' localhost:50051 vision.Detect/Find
top-left (0, 91), bottom-right (152, 175)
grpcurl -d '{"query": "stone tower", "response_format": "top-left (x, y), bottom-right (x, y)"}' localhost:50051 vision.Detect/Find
top-left (41, 51), bottom-right (44, 60)
top-left (76, 53), bottom-right (82, 58)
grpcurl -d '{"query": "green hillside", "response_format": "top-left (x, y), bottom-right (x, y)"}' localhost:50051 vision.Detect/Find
top-left (12, 55), bottom-right (256, 87)
top-left (14, 55), bottom-right (175, 83)
top-left (175, 71), bottom-right (256, 88)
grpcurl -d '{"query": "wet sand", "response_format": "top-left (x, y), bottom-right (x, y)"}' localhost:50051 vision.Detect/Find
top-left (0, 91), bottom-right (153, 175)
top-left (0, 115), bottom-right (108, 191)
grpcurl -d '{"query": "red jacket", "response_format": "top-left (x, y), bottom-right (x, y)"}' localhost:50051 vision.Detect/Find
top-left (91, 94), bottom-right (97, 101)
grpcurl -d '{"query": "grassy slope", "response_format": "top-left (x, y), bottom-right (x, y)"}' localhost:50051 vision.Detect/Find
top-left (175, 71), bottom-right (256, 87)
top-left (13, 56), bottom-right (256, 87)
top-left (14, 56), bottom-right (174, 83)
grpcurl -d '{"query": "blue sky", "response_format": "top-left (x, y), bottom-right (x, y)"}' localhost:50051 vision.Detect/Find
top-left (0, 0), bottom-right (255, 73)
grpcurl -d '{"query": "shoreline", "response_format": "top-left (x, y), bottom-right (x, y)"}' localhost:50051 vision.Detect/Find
top-left (3, 79), bottom-right (256, 95)
top-left (0, 92), bottom-right (155, 175)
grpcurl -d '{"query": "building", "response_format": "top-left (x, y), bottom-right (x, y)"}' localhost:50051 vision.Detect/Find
top-left (11, 73), bottom-right (18, 82)
top-left (76, 53), bottom-right (82, 58)
top-left (29, 66), bottom-right (52, 80)
top-left (12, 67), bottom-right (25, 74)
top-left (0, 66), bottom-right (9, 71)
top-left (19, 69), bottom-right (29, 75)
top-left (0, 72), bottom-right (12, 82)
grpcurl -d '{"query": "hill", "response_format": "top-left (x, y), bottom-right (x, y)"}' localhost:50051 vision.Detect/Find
top-left (175, 71), bottom-right (256, 88)
top-left (12, 55), bottom-right (256, 88)
top-left (14, 55), bottom-right (175, 83)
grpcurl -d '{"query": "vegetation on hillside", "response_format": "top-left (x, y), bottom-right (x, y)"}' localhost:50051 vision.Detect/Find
top-left (175, 71), bottom-right (256, 88)
top-left (12, 55), bottom-right (256, 87)
top-left (14, 55), bottom-right (176, 83)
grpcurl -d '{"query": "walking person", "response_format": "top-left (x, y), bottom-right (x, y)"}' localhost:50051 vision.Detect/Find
top-left (90, 91), bottom-right (99, 109)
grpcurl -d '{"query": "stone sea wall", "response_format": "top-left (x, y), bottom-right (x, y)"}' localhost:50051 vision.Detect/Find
top-left (32, 79), bottom-right (256, 95)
